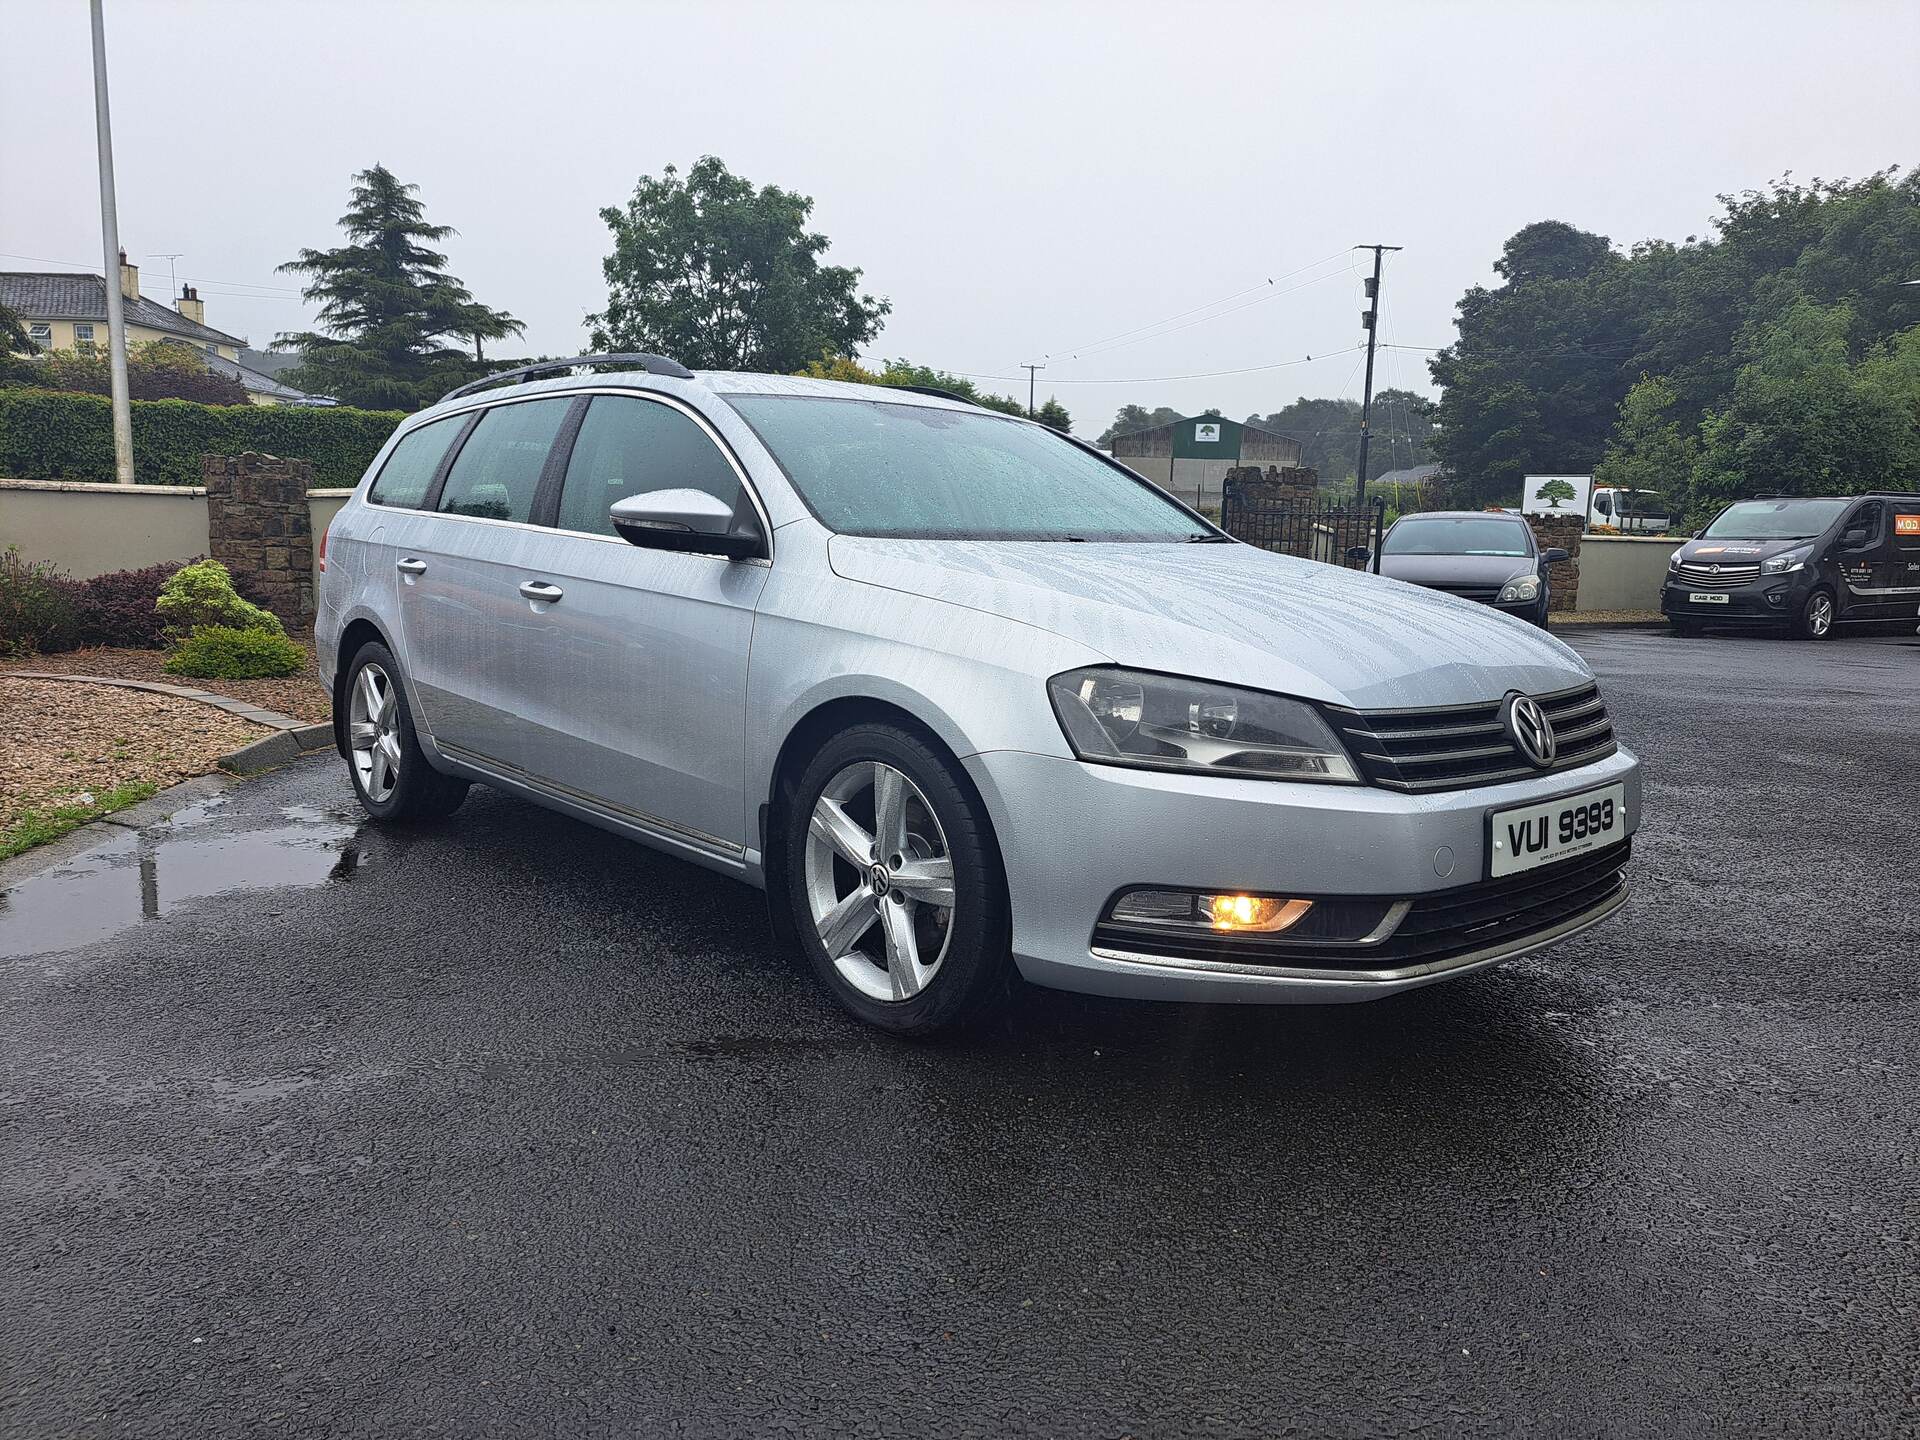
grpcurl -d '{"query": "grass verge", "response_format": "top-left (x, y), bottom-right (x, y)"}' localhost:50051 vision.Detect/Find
top-left (1, 781), bottom-right (159, 861)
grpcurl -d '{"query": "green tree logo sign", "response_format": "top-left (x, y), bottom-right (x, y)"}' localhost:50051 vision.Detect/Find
top-left (1534, 477), bottom-right (1577, 509)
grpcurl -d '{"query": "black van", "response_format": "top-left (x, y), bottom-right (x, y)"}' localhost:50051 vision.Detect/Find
top-left (1661, 493), bottom-right (1920, 638)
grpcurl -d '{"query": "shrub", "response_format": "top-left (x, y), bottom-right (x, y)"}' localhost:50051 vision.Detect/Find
top-left (155, 559), bottom-right (285, 642)
top-left (66, 559), bottom-right (191, 648)
top-left (0, 546), bottom-right (82, 656)
top-left (18, 341), bottom-right (251, 405)
top-left (0, 387), bottom-right (404, 488)
top-left (164, 625), bottom-right (307, 679)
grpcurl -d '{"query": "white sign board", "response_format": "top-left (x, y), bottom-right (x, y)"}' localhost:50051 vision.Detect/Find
top-left (1523, 474), bottom-right (1591, 519)
top-left (1193, 422), bottom-right (1222, 444)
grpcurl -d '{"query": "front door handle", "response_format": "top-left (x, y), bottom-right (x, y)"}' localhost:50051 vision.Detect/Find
top-left (396, 558), bottom-right (427, 575)
top-left (519, 580), bottom-right (565, 604)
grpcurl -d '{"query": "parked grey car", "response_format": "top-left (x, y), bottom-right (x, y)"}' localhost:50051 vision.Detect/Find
top-left (317, 356), bottom-right (1641, 1034)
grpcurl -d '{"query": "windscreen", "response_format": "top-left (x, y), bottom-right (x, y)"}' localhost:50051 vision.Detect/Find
top-left (727, 396), bottom-right (1214, 542)
top-left (1382, 516), bottom-right (1531, 557)
top-left (1702, 498), bottom-right (1849, 540)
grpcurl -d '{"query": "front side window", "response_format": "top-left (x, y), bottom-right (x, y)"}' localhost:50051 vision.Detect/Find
top-left (1846, 500), bottom-right (1884, 545)
top-left (727, 395), bottom-right (1212, 542)
top-left (367, 415), bottom-right (461, 509)
top-left (1383, 517), bottom-right (1532, 557)
top-left (436, 398), bottom-right (572, 523)
top-left (1702, 498), bottom-right (1850, 541)
top-left (555, 395), bottom-right (740, 537)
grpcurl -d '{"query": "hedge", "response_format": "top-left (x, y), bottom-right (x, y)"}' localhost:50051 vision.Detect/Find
top-left (0, 387), bottom-right (405, 488)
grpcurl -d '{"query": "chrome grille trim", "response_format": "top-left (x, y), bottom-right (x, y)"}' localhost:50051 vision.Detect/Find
top-left (1328, 680), bottom-right (1618, 793)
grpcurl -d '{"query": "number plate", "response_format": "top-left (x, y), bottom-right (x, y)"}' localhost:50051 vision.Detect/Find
top-left (1688, 592), bottom-right (1731, 605)
top-left (1488, 783), bottom-right (1626, 879)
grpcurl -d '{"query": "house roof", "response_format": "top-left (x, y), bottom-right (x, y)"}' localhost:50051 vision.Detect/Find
top-left (200, 347), bottom-right (334, 406)
top-left (0, 271), bottom-right (246, 349)
top-left (1372, 462), bottom-right (1443, 487)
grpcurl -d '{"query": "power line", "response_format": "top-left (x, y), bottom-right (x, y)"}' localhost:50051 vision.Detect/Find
top-left (952, 346), bottom-right (1364, 388)
top-left (0, 250), bottom-right (305, 296)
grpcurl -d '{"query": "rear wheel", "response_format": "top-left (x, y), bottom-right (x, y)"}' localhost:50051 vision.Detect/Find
top-left (784, 723), bottom-right (1011, 1035)
top-left (1791, 588), bottom-right (1835, 641)
top-left (343, 642), bottom-right (469, 820)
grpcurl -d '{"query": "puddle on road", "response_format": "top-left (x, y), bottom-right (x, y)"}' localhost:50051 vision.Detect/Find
top-left (0, 801), bottom-right (368, 958)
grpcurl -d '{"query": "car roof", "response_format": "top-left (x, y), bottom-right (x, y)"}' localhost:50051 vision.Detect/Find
top-left (1391, 511), bottom-right (1532, 522)
top-left (405, 367), bottom-right (986, 428)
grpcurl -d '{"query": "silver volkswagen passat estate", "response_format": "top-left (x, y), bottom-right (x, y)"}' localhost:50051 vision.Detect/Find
top-left (317, 354), bottom-right (1639, 1035)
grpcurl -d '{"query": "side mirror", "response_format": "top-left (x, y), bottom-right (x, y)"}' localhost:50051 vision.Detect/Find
top-left (1345, 545), bottom-right (1371, 563)
top-left (1542, 547), bottom-right (1570, 564)
top-left (1841, 526), bottom-right (1869, 548)
top-left (609, 489), bottom-right (766, 560)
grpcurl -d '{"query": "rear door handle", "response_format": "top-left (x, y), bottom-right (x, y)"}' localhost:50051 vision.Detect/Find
top-left (396, 558), bottom-right (427, 575)
top-left (519, 580), bottom-right (564, 603)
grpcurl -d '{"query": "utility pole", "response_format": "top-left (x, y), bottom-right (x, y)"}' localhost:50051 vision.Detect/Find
top-left (1020, 363), bottom-right (1044, 418)
top-left (90, 0), bottom-right (133, 485)
top-left (1353, 244), bottom-right (1401, 508)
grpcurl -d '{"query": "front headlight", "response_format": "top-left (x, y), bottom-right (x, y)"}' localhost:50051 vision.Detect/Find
top-left (1667, 549), bottom-right (1683, 571)
top-left (1498, 575), bottom-right (1541, 603)
top-left (1047, 667), bottom-right (1359, 783)
top-left (1762, 544), bottom-right (1813, 575)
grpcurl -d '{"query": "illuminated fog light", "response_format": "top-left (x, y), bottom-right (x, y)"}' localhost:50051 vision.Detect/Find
top-left (1108, 889), bottom-right (1313, 934)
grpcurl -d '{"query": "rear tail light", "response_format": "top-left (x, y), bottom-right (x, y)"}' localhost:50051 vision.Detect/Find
top-left (318, 519), bottom-right (330, 573)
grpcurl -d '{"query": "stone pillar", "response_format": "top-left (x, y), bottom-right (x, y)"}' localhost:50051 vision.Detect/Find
top-left (1522, 511), bottom-right (1583, 613)
top-left (203, 451), bottom-right (314, 624)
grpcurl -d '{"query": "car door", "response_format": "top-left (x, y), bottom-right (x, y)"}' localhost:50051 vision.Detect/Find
top-left (1833, 500), bottom-right (1892, 619)
top-left (391, 394), bottom-right (579, 762)
top-left (498, 391), bottom-right (771, 856)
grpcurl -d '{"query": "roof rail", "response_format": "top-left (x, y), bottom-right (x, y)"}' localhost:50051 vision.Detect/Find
top-left (439, 352), bottom-right (694, 403)
top-left (889, 383), bottom-right (979, 406)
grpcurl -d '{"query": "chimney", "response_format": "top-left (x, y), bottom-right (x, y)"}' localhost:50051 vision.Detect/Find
top-left (118, 248), bottom-right (140, 301)
top-left (177, 283), bottom-right (204, 327)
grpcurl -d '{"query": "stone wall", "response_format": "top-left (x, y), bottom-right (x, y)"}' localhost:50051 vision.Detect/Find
top-left (204, 452), bottom-right (315, 625)
top-left (1223, 464), bottom-right (1320, 506)
top-left (1522, 511), bottom-right (1583, 613)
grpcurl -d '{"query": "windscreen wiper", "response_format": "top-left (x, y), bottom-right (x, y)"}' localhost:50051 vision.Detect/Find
top-left (1186, 533), bottom-right (1235, 543)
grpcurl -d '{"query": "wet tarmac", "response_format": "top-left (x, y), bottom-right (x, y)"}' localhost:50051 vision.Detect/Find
top-left (1, 629), bottom-right (1915, 1437)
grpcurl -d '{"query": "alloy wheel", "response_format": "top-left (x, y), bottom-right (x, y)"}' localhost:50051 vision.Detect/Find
top-left (802, 761), bottom-right (956, 1002)
top-left (348, 662), bottom-right (403, 803)
top-left (1809, 594), bottom-right (1833, 637)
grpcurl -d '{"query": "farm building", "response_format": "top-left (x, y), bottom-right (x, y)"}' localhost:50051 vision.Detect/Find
top-left (1109, 415), bottom-right (1303, 506)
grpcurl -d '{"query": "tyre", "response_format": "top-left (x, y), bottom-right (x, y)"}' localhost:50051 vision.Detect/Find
top-left (783, 722), bottom-right (1012, 1036)
top-left (1790, 589), bottom-right (1835, 641)
top-left (342, 642), bottom-right (470, 820)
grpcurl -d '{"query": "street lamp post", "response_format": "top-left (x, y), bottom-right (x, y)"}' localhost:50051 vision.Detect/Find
top-left (90, 0), bottom-right (134, 485)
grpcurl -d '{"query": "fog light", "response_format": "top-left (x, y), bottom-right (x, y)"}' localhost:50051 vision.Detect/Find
top-left (1108, 889), bottom-right (1313, 934)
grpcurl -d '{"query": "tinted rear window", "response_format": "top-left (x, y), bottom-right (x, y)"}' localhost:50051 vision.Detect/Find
top-left (367, 417), bottom-right (460, 508)
top-left (436, 398), bottom-right (573, 523)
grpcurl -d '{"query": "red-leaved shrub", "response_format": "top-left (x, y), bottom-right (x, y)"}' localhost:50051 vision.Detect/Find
top-left (72, 559), bottom-right (192, 649)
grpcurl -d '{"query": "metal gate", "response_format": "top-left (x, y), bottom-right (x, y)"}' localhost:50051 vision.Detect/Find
top-left (1219, 484), bottom-right (1385, 573)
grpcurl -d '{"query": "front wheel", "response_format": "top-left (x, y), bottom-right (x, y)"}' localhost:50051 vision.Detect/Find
top-left (784, 723), bottom-right (1012, 1036)
top-left (1791, 589), bottom-right (1835, 641)
top-left (343, 642), bottom-right (470, 820)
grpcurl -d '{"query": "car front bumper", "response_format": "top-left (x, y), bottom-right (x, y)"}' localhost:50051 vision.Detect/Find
top-left (963, 745), bottom-right (1641, 1003)
top-left (1660, 576), bottom-right (1801, 624)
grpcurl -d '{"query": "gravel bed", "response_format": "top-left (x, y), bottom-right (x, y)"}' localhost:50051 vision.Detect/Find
top-left (0, 677), bottom-right (264, 822)
top-left (0, 645), bottom-right (331, 723)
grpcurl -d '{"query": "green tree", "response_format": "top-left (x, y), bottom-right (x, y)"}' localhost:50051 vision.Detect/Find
top-left (1035, 398), bottom-right (1071, 432)
top-left (1097, 404), bottom-right (1183, 446)
top-left (0, 302), bottom-right (31, 356)
top-left (277, 164), bottom-right (523, 410)
top-left (1593, 374), bottom-right (1697, 505)
top-left (1689, 300), bottom-right (1919, 515)
top-left (592, 157), bottom-right (889, 372)
top-left (797, 353), bottom-right (1024, 415)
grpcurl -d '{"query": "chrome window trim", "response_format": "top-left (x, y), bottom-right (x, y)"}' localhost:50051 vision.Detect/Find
top-left (359, 384), bottom-right (776, 562)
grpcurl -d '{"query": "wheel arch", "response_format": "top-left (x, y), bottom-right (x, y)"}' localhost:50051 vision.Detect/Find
top-left (330, 617), bottom-right (393, 757)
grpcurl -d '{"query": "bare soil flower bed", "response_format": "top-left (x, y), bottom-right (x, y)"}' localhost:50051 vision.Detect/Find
top-left (0, 644), bottom-right (331, 723)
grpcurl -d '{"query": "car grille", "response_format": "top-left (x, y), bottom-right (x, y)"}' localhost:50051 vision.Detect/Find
top-left (1433, 583), bottom-right (1502, 603)
top-left (1327, 681), bottom-right (1616, 793)
top-left (1091, 840), bottom-right (1631, 971)
top-left (1673, 561), bottom-right (1760, 588)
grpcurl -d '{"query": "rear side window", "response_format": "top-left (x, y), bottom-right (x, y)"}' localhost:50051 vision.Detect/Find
top-left (367, 417), bottom-right (459, 508)
top-left (436, 398), bottom-right (573, 523)
top-left (555, 395), bottom-right (740, 537)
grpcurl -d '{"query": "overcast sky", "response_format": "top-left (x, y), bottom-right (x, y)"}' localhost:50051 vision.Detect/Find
top-left (4, 1), bottom-right (1914, 433)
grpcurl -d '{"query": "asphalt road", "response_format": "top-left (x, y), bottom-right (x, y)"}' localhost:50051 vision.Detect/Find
top-left (3, 628), bottom-right (1916, 1438)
